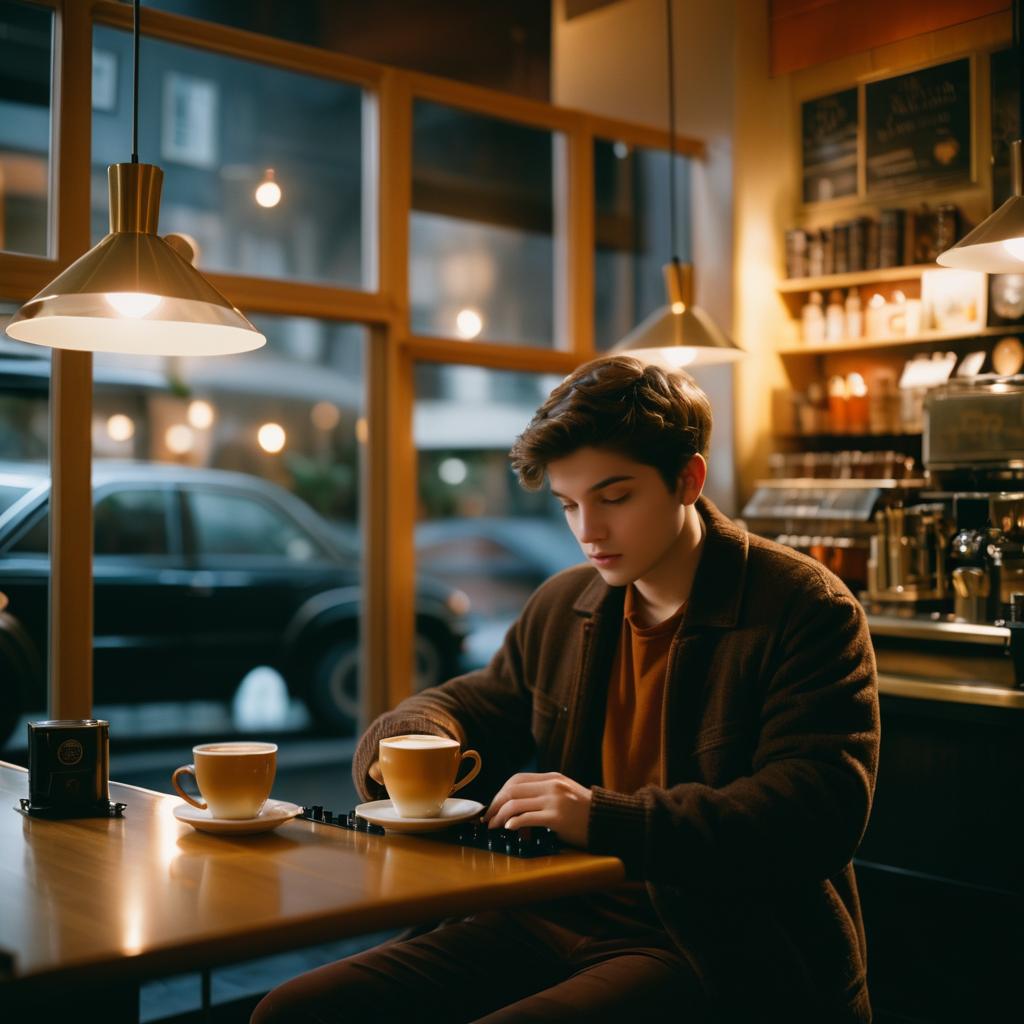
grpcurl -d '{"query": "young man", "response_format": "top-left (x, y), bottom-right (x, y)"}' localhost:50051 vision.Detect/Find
top-left (253, 356), bottom-right (880, 1023)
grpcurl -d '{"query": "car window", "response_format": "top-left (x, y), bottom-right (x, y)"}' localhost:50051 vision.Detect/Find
top-left (0, 484), bottom-right (30, 515)
top-left (189, 490), bottom-right (323, 561)
top-left (94, 489), bottom-right (170, 556)
top-left (9, 509), bottom-right (48, 553)
top-left (9, 488), bottom-right (171, 555)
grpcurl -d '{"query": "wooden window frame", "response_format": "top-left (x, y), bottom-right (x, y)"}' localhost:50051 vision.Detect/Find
top-left (2, 0), bottom-right (705, 727)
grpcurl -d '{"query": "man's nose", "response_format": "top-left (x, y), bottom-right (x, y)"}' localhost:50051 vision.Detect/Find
top-left (576, 508), bottom-right (606, 544)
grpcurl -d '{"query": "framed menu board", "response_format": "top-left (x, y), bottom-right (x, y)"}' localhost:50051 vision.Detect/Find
top-left (865, 58), bottom-right (972, 195)
top-left (801, 88), bottom-right (858, 203)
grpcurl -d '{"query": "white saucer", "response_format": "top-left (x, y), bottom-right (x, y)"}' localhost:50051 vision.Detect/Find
top-left (354, 798), bottom-right (484, 833)
top-left (173, 799), bottom-right (302, 835)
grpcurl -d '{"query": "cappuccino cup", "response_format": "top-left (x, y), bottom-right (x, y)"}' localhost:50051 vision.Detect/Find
top-left (379, 734), bottom-right (481, 818)
top-left (172, 741), bottom-right (277, 820)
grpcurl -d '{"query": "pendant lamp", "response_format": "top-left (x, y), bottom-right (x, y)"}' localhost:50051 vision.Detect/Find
top-left (612, 0), bottom-right (742, 368)
top-left (937, 0), bottom-right (1024, 272)
top-left (5, 0), bottom-right (265, 356)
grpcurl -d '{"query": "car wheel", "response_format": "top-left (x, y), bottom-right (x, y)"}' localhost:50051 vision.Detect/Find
top-left (306, 633), bottom-right (445, 733)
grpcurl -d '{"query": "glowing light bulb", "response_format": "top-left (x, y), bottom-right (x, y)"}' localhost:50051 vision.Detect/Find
top-left (255, 169), bottom-right (281, 208)
top-left (257, 422), bottom-right (286, 453)
top-left (105, 292), bottom-right (161, 317)
top-left (106, 414), bottom-right (135, 442)
top-left (439, 457), bottom-right (468, 485)
top-left (666, 347), bottom-right (697, 367)
top-left (165, 424), bottom-right (194, 454)
top-left (455, 308), bottom-right (483, 340)
top-left (187, 399), bottom-right (215, 430)
top-left (1002, 237), bottom-right (1024, 262)
top-left (310, 401), bottom-right (340, 431)
top-left (671, 301), bottom-right (686, 315)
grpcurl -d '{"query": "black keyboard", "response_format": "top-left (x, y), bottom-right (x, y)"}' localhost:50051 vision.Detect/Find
top-left (300, 806), bottom-right (561, 858)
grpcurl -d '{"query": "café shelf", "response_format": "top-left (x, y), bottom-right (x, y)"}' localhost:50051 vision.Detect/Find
top-left (776, 263), bottom-right (937, 294)
top-left (776, 324), bottom-right (1024, 357)
top-left (755, 477), bottom-right (927, 490)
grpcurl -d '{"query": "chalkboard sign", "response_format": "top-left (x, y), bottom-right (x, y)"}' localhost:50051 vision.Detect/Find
top-left (802, 89), bottom-right (858, 203)
top-left (866, 58), bottom-right (972, 195)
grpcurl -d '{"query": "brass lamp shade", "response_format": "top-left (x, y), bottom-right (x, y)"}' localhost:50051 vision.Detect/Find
top-left (6, 164), bottom-right (266, 356)
top-left (612, 260), bottom-right (744, 368)
top-left (937, 140), bottom-right (1024, 273)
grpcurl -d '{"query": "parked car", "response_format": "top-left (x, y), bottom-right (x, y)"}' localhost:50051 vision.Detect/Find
top-left (0, 462), bottom-right (469, 743)
top-left (415, 516), bottom-right (583, 670)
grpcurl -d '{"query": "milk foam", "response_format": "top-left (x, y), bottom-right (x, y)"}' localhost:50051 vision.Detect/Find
top-left (384, 735), bottom-right (458, 750)
top-left (198, 742), bottom-right (277, 755)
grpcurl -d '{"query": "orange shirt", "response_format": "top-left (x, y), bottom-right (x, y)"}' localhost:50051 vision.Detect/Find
top-left (601, 585), bottom-right (686, 793)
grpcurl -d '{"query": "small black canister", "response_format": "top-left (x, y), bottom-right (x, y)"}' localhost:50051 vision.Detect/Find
top-left (27, 719), bottom-right (110, 814)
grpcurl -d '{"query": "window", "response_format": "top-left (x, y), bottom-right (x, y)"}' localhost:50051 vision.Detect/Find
top-left (91, 28), bottom-right (369, 288)
top-left (593, 139), bottom-right (692, 351)
top-left (0, 1), bottom-right (52, 257)
top-left (414, 364), bottom-right (581, 666)
top-left (94, 489), bottom-right (171, 556)
top-left (411, 102), bottom-right (560, 346)
top-left (188, 489), bottom-right (322, 561)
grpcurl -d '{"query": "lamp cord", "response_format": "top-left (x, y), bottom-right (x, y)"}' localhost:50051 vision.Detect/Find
top-left (666, 0), bottom-right (678, 264)
top-left (132, 0), bottom-right (140, 163)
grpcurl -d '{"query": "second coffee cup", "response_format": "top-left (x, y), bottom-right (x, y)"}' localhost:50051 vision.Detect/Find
top-left (379, 734), bottom-right (481, 818)
top-left (172, 741), bottom-right (277, 820)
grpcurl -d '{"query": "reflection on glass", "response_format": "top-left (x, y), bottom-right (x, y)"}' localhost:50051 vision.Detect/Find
top-left (411, 102), bottom-right (558, 346)
top-left (414, 364), bottom-right (581, 668)
top-left (0, 1), bottom-right (52, 257)
top-left (0, 313), bottom-right (379, 745)
top-left (92, 28), bottom-right (367, 288)
top-left (594, 139), bottom-right (692, 352)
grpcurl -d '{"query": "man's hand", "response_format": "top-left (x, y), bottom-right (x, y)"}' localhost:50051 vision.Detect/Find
top-left (483, 772), bottom-right (592, 848)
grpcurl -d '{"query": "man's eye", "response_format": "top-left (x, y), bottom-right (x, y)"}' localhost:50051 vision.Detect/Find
top-left (602, 494), bottom-right (629, 505)
top-left (560, 504), bottom-right (577, 512)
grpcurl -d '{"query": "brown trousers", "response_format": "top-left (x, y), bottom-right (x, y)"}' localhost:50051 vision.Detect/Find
top-left (250, 901), bottom-right (705, 1023)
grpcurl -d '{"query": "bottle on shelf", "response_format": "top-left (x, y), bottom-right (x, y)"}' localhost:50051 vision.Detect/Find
top-left (844, 289), bottom-right (863, 340)
top-left (827, 374), bottom-right (848, 433)
top-left (801, 290), bottom-right (825, 345)
top-left (846, 372), bottom-right (869, 433)
top-left (825, 289), bottom-right (845, 342)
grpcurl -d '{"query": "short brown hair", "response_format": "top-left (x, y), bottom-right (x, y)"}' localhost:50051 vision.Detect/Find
top-left (509, 355), bottom-right (712, 491)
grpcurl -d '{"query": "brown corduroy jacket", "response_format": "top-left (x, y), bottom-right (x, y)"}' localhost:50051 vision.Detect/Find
top-left (353, 496), bottom-right (880, 1022)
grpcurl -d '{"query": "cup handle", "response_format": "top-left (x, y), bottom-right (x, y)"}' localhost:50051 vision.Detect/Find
top-left (449, 749), bottom-right (481, 795)
top-left (172, 764), bottom-right (207, 810)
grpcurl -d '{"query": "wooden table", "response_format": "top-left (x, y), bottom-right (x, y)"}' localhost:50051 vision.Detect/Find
top-left (0, 761), bottom-right (623, 1009)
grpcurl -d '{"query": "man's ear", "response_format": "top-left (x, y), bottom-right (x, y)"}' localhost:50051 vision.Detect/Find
top-left (677, 454), bottom-right (707, 506)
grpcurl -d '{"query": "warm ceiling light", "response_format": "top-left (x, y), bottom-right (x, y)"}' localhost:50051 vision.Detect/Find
top-left (938, 1), bottom-right (1024, 272)
top-left (106, 292), bottom-right (162, 318)
top-left (938, 140), bottom-right (1024, 272)
top-left (106, 414), bottom-right (135, 442)
top-left (3, 0), bottom-right (265, 356)
top-left (254, 168), bottom-right (282, 209)
top-left (165, 424), bottom-right (195, 454)
top-left (455, 308), bottom-right (484, 340)
top-left (187, 399), bottom-right (215, 430)
top-left (257, 422), bottom-right (286, 453)
top-left (611, 1), bottom-right (742, 368)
